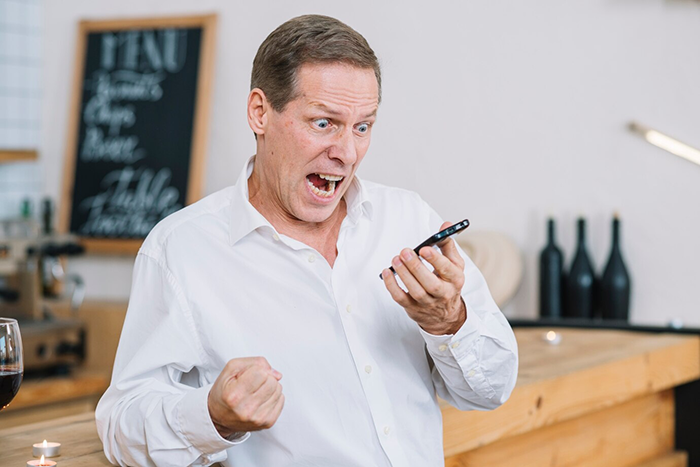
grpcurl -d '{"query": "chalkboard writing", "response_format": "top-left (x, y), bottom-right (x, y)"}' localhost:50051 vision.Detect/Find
top-left (61, 16), bottom-right (216, 253)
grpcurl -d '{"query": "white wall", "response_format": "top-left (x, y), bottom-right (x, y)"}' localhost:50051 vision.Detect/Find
top-left (0, 0), bottom-right (43, 219)
top-left (42, 1), bottom-right (700, 326)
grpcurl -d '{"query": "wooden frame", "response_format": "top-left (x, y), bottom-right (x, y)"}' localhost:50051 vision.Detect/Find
top-left (59, 14), bottom-right (217, 255)
top-left (0, 149), bottom-right (38, 163)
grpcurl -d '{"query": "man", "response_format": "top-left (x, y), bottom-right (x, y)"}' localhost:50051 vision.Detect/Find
top-left (96, 14), bottom-right (518, 467)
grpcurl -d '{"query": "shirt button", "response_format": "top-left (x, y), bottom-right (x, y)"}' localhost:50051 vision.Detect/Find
top-left (467, 370), bottom-right (476, 377)
top-left (308, 254), bottom-right (316, 263)
top-left (383, 426), bottom-right (391, 435)
top-left (438, 344), bottom-right (448, 352)
top-left (272, 233), bottom-right (280, 241)
top-left (365, 365), bottom-right (372, 374)
top-left (346, 304), bottom-right (352, 313)
top-left (451, 341), bottom-right (460, 349)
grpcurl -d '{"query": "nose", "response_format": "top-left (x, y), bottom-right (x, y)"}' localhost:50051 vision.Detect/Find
top-left (328, 127), bottom-right (358, 166)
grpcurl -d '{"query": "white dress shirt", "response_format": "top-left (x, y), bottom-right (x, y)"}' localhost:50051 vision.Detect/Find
top-left (96, 156), bottom-right (518, 467)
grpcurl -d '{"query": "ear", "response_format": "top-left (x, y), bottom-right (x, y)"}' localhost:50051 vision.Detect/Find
top-left (247, 88), bottom-right (268, 137)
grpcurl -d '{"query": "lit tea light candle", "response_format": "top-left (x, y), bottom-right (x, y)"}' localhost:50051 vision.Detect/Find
top-left (543, 330), bottom-right (562, 345)
top-left (27, 454), bottom-right (57, 466)
top-left (33, 440), bottom-right (61, 457)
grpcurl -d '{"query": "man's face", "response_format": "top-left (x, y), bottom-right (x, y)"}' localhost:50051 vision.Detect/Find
top-left (253, 63), bottom-right (379, 225)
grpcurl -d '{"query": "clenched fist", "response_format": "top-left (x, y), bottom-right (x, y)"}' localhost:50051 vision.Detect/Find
top-left (207, 357), bottom-right (285, 438)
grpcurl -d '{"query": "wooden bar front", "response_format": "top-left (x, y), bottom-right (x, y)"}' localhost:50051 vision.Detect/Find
top-left (443, 328), bottom-right (700, 467)
top-left (0, 327), bottom-right (697, 466)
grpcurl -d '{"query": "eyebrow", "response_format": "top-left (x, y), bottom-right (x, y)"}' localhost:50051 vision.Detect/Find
top-left (363, 108), bottom-right (379, 119)
top-left (309, 103), bottom-right (378, 120)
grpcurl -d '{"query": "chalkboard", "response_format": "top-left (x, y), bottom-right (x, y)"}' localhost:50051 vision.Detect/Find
top-left (60, 15), bottom-right (217, 254)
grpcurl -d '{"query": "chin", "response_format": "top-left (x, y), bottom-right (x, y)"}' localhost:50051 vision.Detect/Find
top-left (293, 180), bottom-right (348, 224)
top-left (295, 203), bottom-right (340, 224)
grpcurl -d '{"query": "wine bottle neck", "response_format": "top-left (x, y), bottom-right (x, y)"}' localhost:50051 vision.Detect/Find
top-left (577, 219), bottom-right (586, 245)
top-left (547, 219), bottom-right (555, 243)
top-left (611, 218), bottom-right (620, 249)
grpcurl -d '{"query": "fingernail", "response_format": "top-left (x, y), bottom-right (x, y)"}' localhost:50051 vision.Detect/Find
top-left (421, 248), bottom-right (433, 258)
top-left (382, 269), bottom-right (391, 278)
top-left (392, 256), bottom-right (401, 267)
top-left (272, 369), bottom-right (282, 379)
top-left (400, 249), bottom-right (413, 261)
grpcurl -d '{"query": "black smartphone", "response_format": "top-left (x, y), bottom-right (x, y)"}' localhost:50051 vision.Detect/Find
top-left (380, 219), bottom-right (470, 279)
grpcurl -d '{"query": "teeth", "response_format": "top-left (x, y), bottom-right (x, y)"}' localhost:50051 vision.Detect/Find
top-left (318, 174), bottom-right (344, 181)
top-left (307, 179), bottom-right (337, 197)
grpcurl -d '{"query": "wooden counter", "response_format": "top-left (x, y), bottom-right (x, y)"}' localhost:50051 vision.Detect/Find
top-left (443, 327), bottom-right (700, 467)
top-left (0, 328), bottom-right (697, 467)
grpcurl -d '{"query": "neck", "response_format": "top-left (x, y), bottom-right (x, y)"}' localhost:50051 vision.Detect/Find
top-left (247, 165), bottom-right (347, 267)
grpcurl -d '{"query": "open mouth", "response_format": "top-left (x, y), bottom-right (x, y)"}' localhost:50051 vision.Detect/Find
top-left (306, 173), bottom-right (345, 198)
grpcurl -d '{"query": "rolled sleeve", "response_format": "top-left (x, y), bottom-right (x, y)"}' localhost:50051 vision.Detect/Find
top-left (97, 253), bottom-right (252, 466)
top-left (176, 383), bottom-right (250, 456)
top-left (420, 308), bottom-right (497, 402)
top-left (418, 202), bottom-right (518, 411)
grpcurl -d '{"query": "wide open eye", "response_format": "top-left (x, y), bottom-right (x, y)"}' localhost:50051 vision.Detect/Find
top-left (313, 118), bottom-right (330, 129)
top-left (356, 123), bottom-right (370, 134)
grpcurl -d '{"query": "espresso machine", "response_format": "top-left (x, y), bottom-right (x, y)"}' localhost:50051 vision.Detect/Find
top-left (0, 212), bottom-right (86, 375)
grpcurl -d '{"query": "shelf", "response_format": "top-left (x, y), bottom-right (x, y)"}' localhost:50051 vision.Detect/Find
top-left (0, 149), bottom-right (38, 163)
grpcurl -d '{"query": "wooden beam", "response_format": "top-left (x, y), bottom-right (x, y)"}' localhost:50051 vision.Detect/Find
top-left (445, 390), bottom-right (675, 467)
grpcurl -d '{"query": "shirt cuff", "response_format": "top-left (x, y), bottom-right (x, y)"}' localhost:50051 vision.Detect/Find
top-left (175, 383), bottom-right (251, 454)
top-left (419, 303), bottom-right (484, 359)
top-left (419, 305), bottom-right (496, 399)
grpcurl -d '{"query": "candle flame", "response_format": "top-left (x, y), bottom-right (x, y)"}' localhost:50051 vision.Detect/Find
top-left (43, 440), bottom-right (48, 447)
top-left (546, 331), bottom-right (557, 341)
top-left (40, 455), bottom-right (45, 463)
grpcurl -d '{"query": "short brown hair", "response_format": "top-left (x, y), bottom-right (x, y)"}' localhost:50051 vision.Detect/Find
top-left (251, 15), bottom-right (381, 112)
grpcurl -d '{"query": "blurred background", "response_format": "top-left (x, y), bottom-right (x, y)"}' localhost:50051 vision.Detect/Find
top-left (1, 0), bottom-right (699, 327)
top-left (3, 3), bottom-right (700, 465)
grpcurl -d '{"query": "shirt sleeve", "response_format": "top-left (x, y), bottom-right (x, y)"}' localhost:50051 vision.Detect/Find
top-left (95, 251), bottom-right (248, 467)
top-left (418, 208), bottom-right (519, 411)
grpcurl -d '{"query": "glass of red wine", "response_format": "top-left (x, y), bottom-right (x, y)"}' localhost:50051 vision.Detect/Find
top-left (0, 318), bottom-right (23, 411)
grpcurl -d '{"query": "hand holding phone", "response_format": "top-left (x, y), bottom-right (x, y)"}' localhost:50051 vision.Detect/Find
top-left (379, 219), bottom-right (470, 279)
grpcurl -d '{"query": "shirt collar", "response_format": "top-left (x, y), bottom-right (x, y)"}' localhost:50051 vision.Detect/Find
top-left (228, 155), bottom-right (374, 246)
top-left (228, 156), bottom-right (272, 246)
top-left (344, 171), bottom-right (374, 224)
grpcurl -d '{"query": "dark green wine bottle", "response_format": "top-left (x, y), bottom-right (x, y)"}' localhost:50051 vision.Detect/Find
top-left (539, 218), bottom-right (564, 318)
top-left (42, 197), bottom-right (53, 235)
top-left (600, 215), bottom-right (631, 320)
top-left (565, 218), bottom-right (595, 319)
